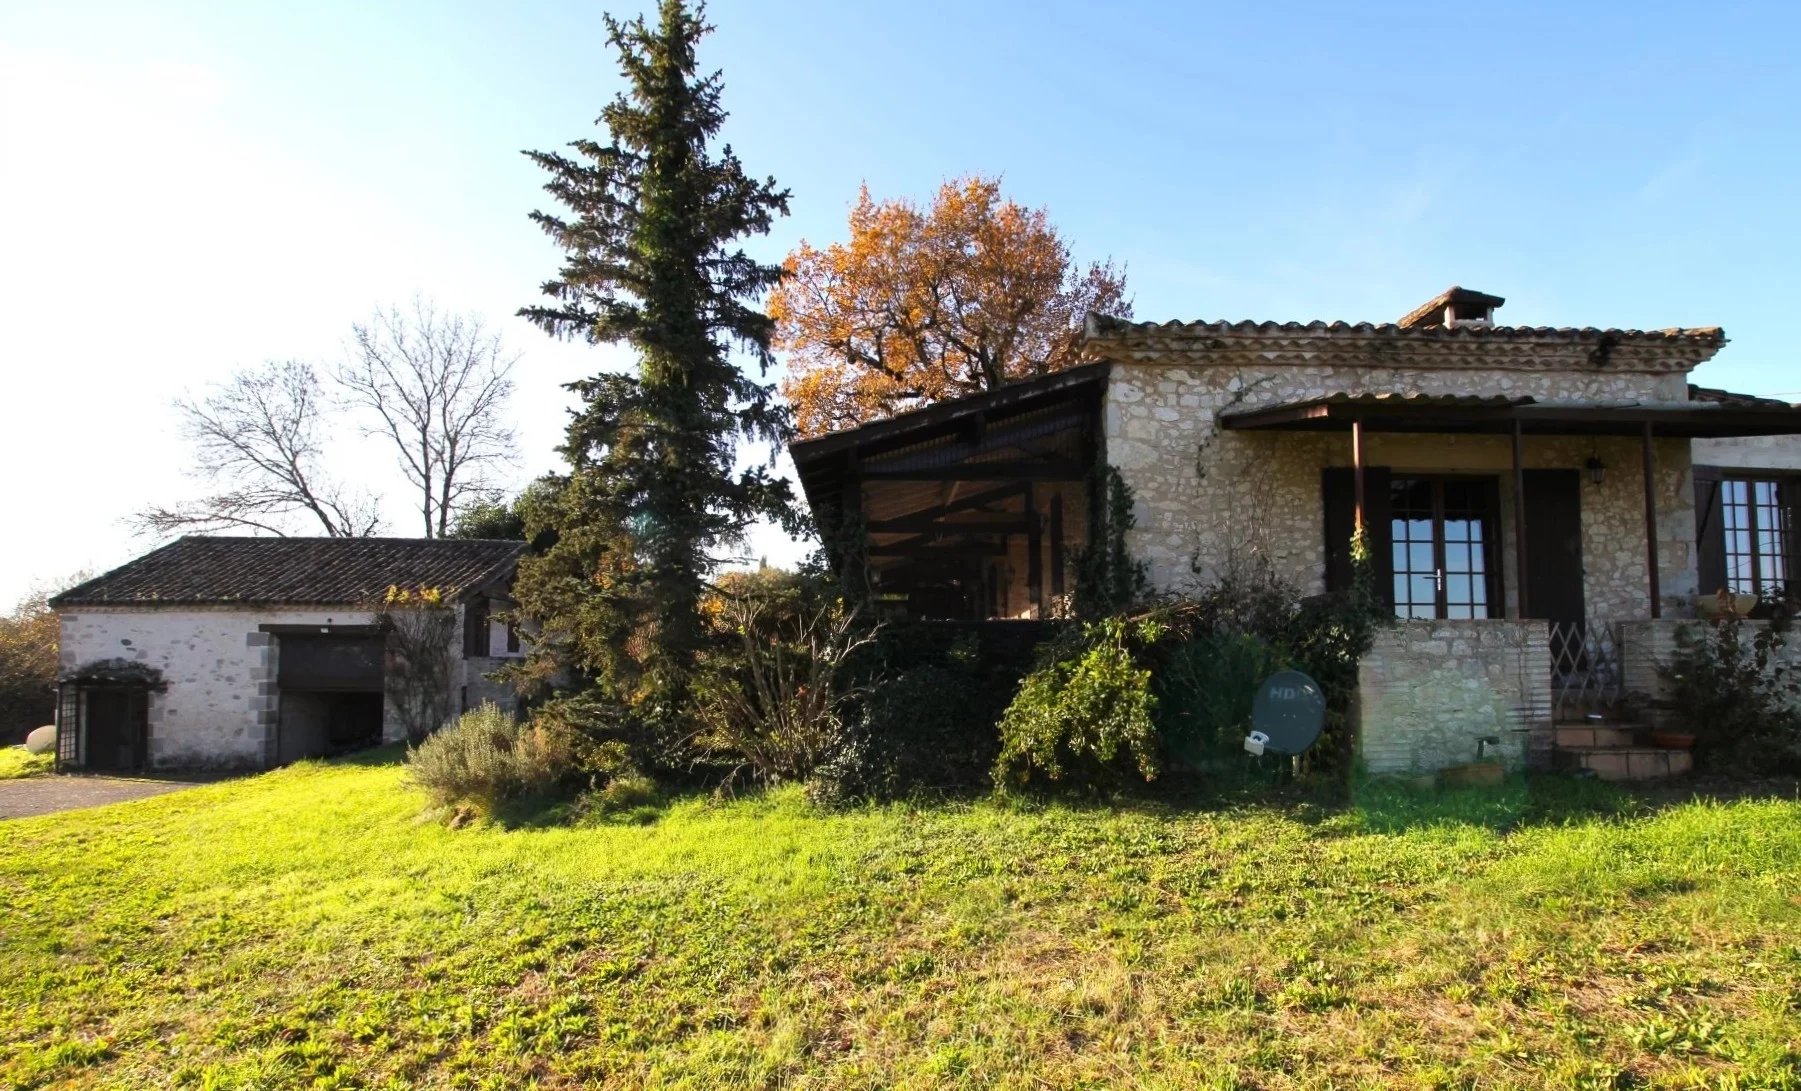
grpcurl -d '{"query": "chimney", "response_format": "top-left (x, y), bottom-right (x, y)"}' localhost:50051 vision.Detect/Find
top-left (1397, 286), bottom-right (1506, 329)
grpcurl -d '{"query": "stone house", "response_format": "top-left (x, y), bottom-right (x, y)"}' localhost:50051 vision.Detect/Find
top-left (48, 536), bottom-right (526, 771)
top-left (792, 286), bottom-right (1801, 779)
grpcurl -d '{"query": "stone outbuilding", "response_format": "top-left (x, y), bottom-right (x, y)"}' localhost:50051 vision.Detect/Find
top-left (793, 286), bottom-right (1801, 779)
top-left (48, 536), bottom-right (526, 772)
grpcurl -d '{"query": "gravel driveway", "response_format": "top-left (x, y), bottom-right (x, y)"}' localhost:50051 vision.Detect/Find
top-left (0, 775), bottom-right (206, 820)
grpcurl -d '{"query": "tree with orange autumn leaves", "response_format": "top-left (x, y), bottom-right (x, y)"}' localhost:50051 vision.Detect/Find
top-left (771, 176), bottom-right (1130, 436)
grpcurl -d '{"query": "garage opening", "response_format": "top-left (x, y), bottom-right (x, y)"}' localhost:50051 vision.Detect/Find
top-left (275, 631), bottom-right (386, 763)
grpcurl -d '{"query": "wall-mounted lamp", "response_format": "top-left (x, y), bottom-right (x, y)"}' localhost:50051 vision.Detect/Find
top-left (1585, 457), bottom-right (1606, 486)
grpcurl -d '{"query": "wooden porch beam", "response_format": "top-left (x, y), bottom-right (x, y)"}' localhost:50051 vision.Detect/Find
top-left (861, 458), bottom-right (1088, 482)
top-left (866, 515), bottom-right (1033, 535)
top-left (861, 481), bottom-right (1029, 532)
top-left (868, 541), bottom-right (1008, 558)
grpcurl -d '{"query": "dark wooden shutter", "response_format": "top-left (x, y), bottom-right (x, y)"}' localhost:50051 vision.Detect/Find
top-left (1476, 475), bottom-right (1508, 619)
top-left (463, 598), bottom-right (490, 658)
top-left (1785, 477), bottom-right (1801, 597)
top-left (1322, 467), bottom-right (1393, 605)
top-left (1322, 469), bottom-right (1355, 593)
top-left (1693, 466), bottom-right (1726, 597)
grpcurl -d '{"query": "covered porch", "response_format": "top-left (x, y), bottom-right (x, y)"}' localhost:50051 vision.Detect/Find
top-left (1223, 392), bottom-right (1801, 776)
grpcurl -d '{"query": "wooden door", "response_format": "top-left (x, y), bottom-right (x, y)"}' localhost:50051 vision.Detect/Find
top-left (1523, 469), bottom-right (1586, 674)
top-left (1522, 470), bottom-right (1585, 623)
top-left (84, 688), bottom-right (147, 771)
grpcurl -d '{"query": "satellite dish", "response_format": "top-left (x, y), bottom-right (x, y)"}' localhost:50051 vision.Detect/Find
top-left (1244, 669), bottom-right (1326, 756)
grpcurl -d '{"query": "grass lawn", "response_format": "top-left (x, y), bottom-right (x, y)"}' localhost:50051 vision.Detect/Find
top-left (0, 745), bottom-right (52, 780)
top-left (1, 753), bottom-right (1798, 1090)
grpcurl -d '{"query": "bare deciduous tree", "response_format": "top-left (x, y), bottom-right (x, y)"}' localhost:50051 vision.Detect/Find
top-left (137, 360), bottom-right (380, 538)
top-left (338, 301), bottom-right (518, 538)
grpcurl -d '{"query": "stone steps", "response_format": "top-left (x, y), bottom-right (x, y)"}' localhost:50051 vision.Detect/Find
top-left (1550, 718), bottom-right (1692, 781)
top-left (1555, 745), bottom-right (1693, 781)
top-left (1554, 724), bottom-right (1639, 749)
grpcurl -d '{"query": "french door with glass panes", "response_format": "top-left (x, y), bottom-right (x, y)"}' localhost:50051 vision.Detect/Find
top-left (1390, 476), bottom-right (1501, 620)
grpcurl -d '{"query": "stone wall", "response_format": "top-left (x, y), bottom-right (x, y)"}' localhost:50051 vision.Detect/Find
top-left (59, 606), bottom-right (372, 768)
top-left (1357, 620), bottom-right (1553, 774)
top-left (461, 657), bottom-right (520, 716)
top-left (1103, 362), bottom-right (1697, 620)
top-left (1692, 436), bottom-right (1801, 473)
top-left (1619, 617), bottom-right (1801, 729)
top-left (58, 602), bottom-right (490, 768)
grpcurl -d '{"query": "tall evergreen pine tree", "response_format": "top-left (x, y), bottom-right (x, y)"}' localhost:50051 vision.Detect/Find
top-left (514, 0), bottom-right (791, 726)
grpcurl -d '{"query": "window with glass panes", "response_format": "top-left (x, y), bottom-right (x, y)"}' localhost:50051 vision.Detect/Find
top-left (1390, 476), bottom-right (1500, 620)
top-left (1721, 478), bottom-right (1789, 596)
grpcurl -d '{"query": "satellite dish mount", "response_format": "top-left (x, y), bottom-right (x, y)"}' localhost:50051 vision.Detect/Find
top-left (1245, 669), bottom-right (1326, 757)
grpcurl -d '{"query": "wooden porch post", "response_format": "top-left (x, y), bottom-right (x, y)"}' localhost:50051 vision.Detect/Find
top-left (1512, 419), bottom-right (1529, 619)
top-left (1642, 421), bottom-right (1663, 619)
top-left (1351, 418), bottom-right (1366, 533)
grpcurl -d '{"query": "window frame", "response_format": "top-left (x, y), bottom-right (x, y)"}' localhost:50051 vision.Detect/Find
top-left (1388, 474), bottom-right (1503, 621)
top-left (1719, 474), bottom-right (1794, 597)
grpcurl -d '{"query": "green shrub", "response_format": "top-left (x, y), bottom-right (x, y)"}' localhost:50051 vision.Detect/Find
top-left (989, 559), bottom-right (1382, 796)
top-left (810, 664), bottom-right (999, 804)
top-left (809, 624), bottom-right (1046, 805)
top-left (590, 772), bottom-right (659, 814)
top-left (407, 703), bottom-right (572, 810)
top-left (1070, 464), bottom-right (1150, 619)
top-left (692, 576), bottom-right (875, 787)
top-left (1662, 605), bottom-right (1801, 770)
top-left (525, 689), bottom-right (661, 783)
top-left (994, 617), bottom-right (1161, 791)
top-left (1153, 559), bottom-right (1384, 782)
top-left (1157, 631), bottom-right (1290, 770)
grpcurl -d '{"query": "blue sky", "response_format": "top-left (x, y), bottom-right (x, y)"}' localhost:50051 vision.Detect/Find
top-left (2, 0), bottom-right (1797, 604)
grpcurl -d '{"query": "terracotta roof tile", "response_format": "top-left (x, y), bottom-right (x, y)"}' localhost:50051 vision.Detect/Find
top-left (50, 537), bottom-right (526, 608)
top-left (1085, 312), bottom-right (1725, 345)
top-left (1688, 384), bottom-right (1796, 409)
